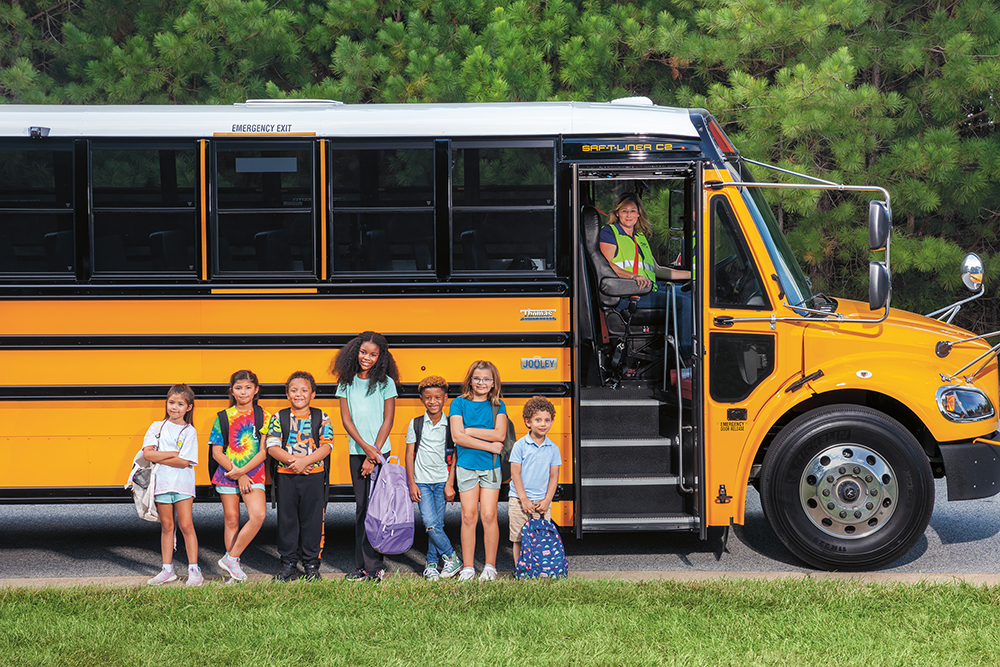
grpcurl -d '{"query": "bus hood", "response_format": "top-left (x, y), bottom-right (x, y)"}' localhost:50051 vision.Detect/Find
top-left (800, 299), bottom-right (998, 440)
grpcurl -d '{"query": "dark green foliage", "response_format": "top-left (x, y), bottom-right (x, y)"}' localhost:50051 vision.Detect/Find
top-left (3, 0), bottom-right (1000, 329)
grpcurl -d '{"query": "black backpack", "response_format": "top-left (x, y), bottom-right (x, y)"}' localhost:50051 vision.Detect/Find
top-left (412, 415), bottom-right (455, 471)
top-left (208, 405), bottom-right (265, 484)
top-left (491, 404), bottom-right (517, 483)
top-left (269, 407), bottom-right (328, 508)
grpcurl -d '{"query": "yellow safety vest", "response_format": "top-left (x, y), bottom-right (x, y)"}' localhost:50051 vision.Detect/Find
top-left (608, 223), bottom-right (656, 284)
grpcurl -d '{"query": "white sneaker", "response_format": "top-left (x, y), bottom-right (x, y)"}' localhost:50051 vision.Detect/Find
top-left (479, 564), bottom-right (497, 581)
top-left (423, 564), bottom-right (440, 581)
top-left (186, 566), bottom-right (204, 587)
top-left (147, 568), bottom-right (177, 586)
top-left (457, 566), bottom-right (476, 581)
top-left (440, 553), bottom-right (463, 579)
top-left (218, 554), bottom-right (248, 582)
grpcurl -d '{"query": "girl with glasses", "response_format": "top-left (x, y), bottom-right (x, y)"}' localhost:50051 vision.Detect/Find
top-left (449, 360), bottom-right (507, 581)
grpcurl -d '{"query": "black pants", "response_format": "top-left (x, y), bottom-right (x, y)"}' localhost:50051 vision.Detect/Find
top-left (275, 472), bottom-right (326, 565)
top-left (350, 454), bottom-right (385, 573)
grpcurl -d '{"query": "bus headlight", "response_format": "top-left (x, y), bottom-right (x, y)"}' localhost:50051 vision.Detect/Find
top-left (936, 386), bottom-right (995, 422)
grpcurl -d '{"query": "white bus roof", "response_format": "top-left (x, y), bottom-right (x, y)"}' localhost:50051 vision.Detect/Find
top-left (0, 100), bottom-right (704, 139)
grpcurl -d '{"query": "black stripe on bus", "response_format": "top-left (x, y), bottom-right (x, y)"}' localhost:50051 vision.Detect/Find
top-left (0, 483), bottom-right (576, 505)
top-left (0, 280), bottom-right (570, 299)
top-left (0, 382), bottom-right (572, 401)
top-left (0, 332), bottom-right (570, 350)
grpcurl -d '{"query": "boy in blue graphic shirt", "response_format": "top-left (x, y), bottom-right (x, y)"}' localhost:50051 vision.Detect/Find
top-left (508, 396), bottom-right (561, 564)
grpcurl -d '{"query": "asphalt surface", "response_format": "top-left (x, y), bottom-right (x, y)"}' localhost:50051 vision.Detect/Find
top-left (2, 479), bottom-right (1000, 585)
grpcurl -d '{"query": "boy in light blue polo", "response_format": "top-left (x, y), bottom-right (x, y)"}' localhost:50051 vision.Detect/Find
top-left (508, 396), bottom-right (562, 564)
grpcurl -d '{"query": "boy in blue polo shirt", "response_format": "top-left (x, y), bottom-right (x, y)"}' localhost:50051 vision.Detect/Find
top-left (508, 396), bottom-right (561, 564)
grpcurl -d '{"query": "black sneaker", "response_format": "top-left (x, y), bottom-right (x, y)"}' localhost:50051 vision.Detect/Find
top-left (344, 568), bottom-right (368, 581)
top-left (369, 568), bottom-right (386, 583)
top-left (302, 563), bottom-right (322, 581)
top-left (274, 561), bottom-right (300, 582)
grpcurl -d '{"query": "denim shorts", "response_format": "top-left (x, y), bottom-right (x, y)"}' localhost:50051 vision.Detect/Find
top-left (154, 492), bottom-right (192, 504)
top-left (455, 465), bottom-right (501, 493)
top-left (216, 484), bottom-right (265, 495)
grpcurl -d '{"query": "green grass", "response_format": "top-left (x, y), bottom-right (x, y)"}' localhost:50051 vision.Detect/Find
top-left (2, 578), bottom-right (999, 666)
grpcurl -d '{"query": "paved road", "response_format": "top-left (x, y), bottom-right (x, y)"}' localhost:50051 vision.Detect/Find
top-left (2, 479), bottom-right (999, 583)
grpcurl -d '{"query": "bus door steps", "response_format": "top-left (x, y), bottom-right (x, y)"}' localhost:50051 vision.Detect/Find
top-left (580, 396), bottom-right (661, 439)
top-left (581, 514), bottom-right (697, 532)
top-left (580, 437), bottom-right (673, 477)
top-left (581, 474), bottom-right (688, 516)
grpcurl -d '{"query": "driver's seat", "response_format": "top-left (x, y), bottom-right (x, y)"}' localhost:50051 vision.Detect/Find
top-left (581, 205), bottom-right (664, 337)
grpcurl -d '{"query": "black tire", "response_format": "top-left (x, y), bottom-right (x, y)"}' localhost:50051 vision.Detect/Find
top-left (759, 404), bottom-right (934, 571)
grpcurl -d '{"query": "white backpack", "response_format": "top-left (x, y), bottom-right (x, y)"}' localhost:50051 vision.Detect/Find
top-left (125, 446), bottom-right (159, 522)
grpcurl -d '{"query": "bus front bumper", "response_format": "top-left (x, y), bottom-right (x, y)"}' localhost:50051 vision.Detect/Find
top-left (940, 435), bottom-right (1000, 501)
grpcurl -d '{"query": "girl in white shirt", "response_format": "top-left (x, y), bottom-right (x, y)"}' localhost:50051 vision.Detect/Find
top-left (141, 384), bottom-right (201, 586)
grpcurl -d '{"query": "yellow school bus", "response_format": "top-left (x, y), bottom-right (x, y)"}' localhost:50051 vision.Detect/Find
top-left (0, 98), bottom-right (996, 570)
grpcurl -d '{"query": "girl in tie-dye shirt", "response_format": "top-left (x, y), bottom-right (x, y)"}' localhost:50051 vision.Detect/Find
top-left (210, 369), bottom-right (270, 582)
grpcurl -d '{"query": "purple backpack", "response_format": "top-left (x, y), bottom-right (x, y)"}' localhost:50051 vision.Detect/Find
top-left (364, 453), bottom-right (415, 554)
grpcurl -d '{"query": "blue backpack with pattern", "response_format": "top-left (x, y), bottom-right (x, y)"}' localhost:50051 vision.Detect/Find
top-left (515, 515), bottom-right (568, 579)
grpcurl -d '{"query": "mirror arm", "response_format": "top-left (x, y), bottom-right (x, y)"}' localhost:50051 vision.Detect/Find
top-left (926, 289), bottom-right (984, 321)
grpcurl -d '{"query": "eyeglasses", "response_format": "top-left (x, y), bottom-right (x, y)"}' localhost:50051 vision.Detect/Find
top-left (471, 377), bottom-right (494, 385)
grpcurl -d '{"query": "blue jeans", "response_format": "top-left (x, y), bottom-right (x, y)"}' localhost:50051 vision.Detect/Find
top-left (417, 482), bottom-right (455, 566)
top-left (617, 283), bottom-right (693, 359)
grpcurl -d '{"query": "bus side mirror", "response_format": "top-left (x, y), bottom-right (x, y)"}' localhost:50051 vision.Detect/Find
top-left (869, 201), bottom-right (891, 251)
top-left (961, 253), bottom-right (984, 293)
top-left (869, 261), bottom-right (890, 310)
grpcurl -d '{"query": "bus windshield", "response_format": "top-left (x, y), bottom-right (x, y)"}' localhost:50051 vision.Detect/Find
top-left (731, 163), bottom-right (814, 307)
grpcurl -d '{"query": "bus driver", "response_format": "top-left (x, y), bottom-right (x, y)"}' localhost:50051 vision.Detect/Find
top-left (599, 193), bottom-right (693, 361)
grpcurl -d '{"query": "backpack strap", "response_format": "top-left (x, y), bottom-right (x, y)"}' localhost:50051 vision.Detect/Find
top-left (252, 404), bottom-right (264, 440)
top-left (279, 408), bottom-right (291, 447)
top-left (270, 407), bottom-right (292, 509)
top-left (491, 404), bottom-right (501, 479)
top-left (444, 420), bottom-right (455, 469)
top-left (310, 406), bottom-right (331, 505)
top-left (412, 416), bottom-right (423, 456)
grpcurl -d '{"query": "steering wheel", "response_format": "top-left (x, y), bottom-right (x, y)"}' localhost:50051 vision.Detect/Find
top-left (715, 254), bottom-right (739, 302)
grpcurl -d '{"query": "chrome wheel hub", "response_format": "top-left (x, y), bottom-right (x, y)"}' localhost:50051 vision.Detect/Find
top-left (799, 445), bottom-right (898, 539)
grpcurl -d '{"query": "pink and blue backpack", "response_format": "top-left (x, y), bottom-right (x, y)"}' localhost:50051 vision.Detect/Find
top-left (515, 515), bottom-right (568, 579)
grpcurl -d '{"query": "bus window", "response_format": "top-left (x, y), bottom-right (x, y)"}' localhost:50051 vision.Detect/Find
top-left (214, 142), bottom-right (315, 275)
top-left (710, 196), bottom-right (768, 309)
top-left (709, 332), bottom-right (775, 402)
top-left (91, 143), bottom-right (197, 274)
top-left (451, 144), bottom-right (555, 272)
top-left (331, 146), bottom-right (435, 273)
top-left (0, 142), bottom-right (74, 275)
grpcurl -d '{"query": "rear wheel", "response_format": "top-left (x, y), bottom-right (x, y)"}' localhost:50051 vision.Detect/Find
top-left (759, 404), bottom-right (934, 570)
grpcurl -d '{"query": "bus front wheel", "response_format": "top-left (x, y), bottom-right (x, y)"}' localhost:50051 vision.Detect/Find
top-left (759, 404), bottom-right (934, 571)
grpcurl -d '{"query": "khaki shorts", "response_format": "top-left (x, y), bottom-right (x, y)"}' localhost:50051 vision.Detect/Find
top-left (456, 465), bottom-right (502, 493)
top-left (508, 496), bottom-right (550, 542)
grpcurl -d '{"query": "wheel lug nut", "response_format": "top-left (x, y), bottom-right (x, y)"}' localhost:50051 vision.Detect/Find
top-left (871, 488), bottom-right (879, 496)
top-left (822, 489), bottom-right (830, 496)
top-left (866, 502), bottom-right (873, 510)
top-left (854, 510), bottom-right (862, 518)
top-left (865, 475), bottom-right (873, 483)
top-left (827, 503), bottom-right (835, 510)
top-left (827, 476), bottom-right (835, 483)
top-left (853, 466), bottom-right (861, 474)
top-left (839, 511), bottom-right (847, 518)
top-left (839, 467), bottom-right (846, 474)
